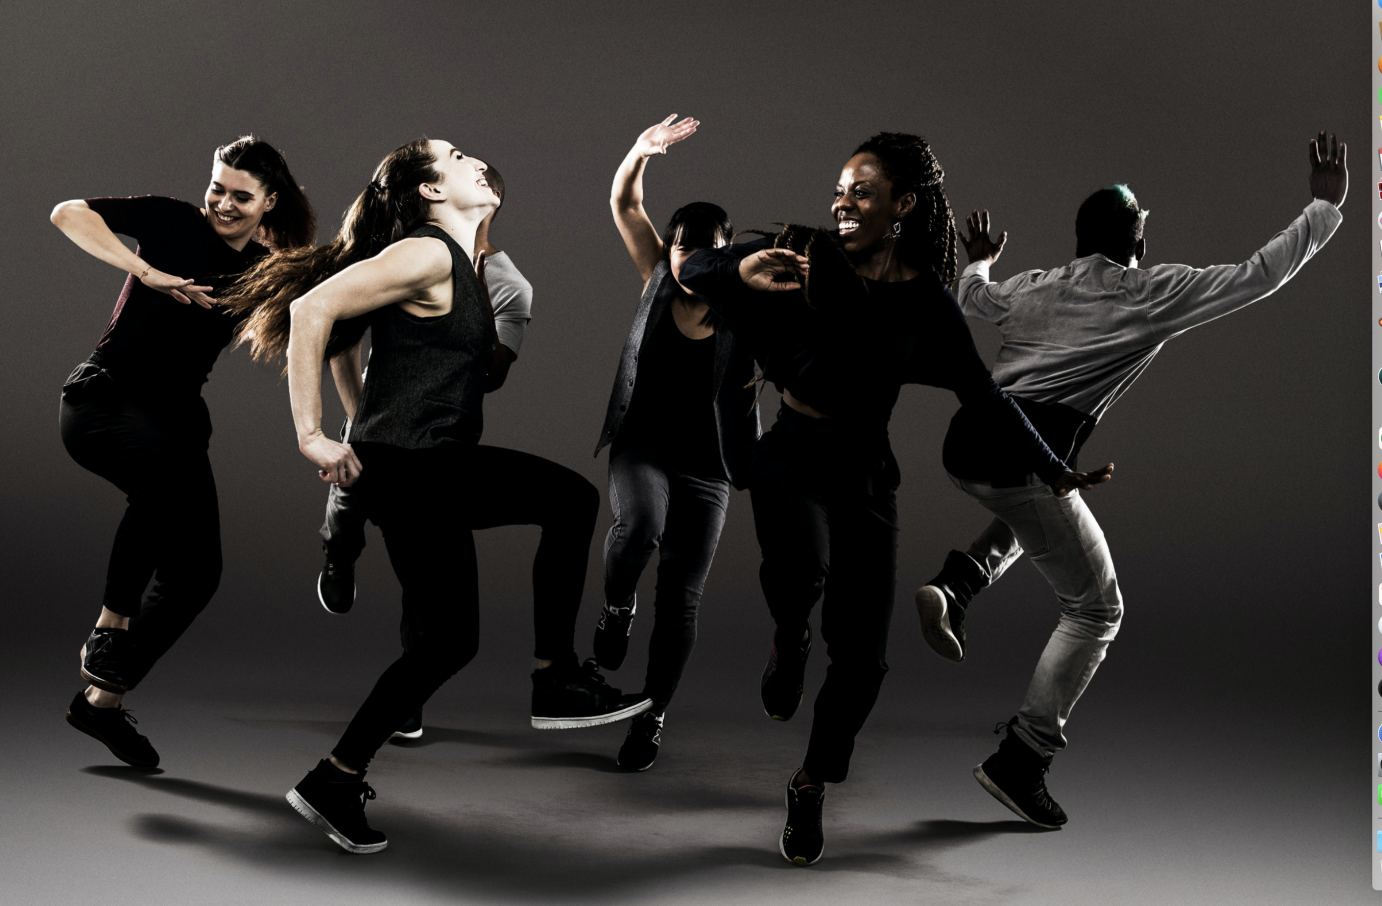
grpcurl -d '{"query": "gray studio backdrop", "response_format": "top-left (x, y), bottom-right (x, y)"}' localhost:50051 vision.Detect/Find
top-left (0, 2), bottom-right (1362, 734)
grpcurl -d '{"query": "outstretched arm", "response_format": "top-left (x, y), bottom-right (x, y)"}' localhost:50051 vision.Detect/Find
top-left (50, 200), bottom-right (215, 308)
top-left (611, 115), bottom-right (699, 285)
top-left (1146, 131), bottom-right (1345, 339)
top-left (288, 237), bottom-right (452, 486)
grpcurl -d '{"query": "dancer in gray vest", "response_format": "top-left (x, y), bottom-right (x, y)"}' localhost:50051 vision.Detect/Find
top-left (593, 115), bottom-right (760, 770)
top-left (314, 163), bottom-right (600, 744)
top-left (225, 138), bottom-right (649, 854)
top-left (916, 132), bottom-right (1346, 830)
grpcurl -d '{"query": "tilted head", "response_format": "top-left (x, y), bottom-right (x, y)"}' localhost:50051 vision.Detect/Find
top-left (835, 132), bottom-right (957, 283)
top-left (1075, 185), bottom-right (1147, 266)
top-left (210, 135), bottom-right (315, 250)
top-left (663, 201), bottom-right (732, 291)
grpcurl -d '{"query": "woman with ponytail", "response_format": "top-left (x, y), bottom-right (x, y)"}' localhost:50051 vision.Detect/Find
top-left (51, 135), bottom-right (314, 771)
top-left (228, 139), bottom-right (647, 855)
top-left (677, 132), bottom-right (1112, 865)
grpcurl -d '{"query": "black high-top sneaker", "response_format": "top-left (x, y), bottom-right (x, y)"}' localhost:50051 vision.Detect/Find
top-left (286, 760), bottom-right (388, 854)
top-left (779, 769), bottom-right (825, 865)
top-left (65, 690), bottom-right (160, 768)
top-left (592, 596), bottom-right (636, 670)
top-left (317, 556), bottom-right (357, 615)
top-left (531, 656), bottom-right (652, 729)
top-left (616, 710), bottom-right (664, 771)
top-left (760, 625), bottom-right (811, 721)
top-left (915, 550), bottom-right (987, 663)
top-left (973, 717), bottom-right (1068, 829)
top-left (80, 627), bottom-right (135, 694)
top-left (390, 709), bottom-right (423, 742)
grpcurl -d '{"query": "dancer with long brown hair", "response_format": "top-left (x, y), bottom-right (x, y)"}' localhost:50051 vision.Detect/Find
top-left (679, 132), bottom-right (1112, 865)
top-left (226, 138), bottom-right (647, 854)
top-left (53, 135), bottom-right (314, 769)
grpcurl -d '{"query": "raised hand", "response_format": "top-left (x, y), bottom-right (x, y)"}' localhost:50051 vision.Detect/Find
top-left (1049, 462), bottom-right (1114, 498)
top-left (1308, 131), bottom-right (1347, 208)
top-left (738, 248), bottom-right (810, 292)
top-left (141, 268), bottom-right (215, 309)
top-left (633, 114), bottom-right (699, 158)
top-left (959, 209), bottom-right (1007, 267)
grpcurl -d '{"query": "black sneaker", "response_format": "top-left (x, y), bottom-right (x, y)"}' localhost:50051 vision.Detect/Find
top-left (617, 710), bottom-right (664, 771)
top-left (65, 690), bottom-right (159, 768)
top-left (973, 717), bottom-right (1067, 829)
top-left (390, 709), bottom-right (423, 742)
top-left (761, 626), bottom-right (811, 721)
top-left (592, 597), bottom-right (636, 670)
top-left (318, 557), bottom-right (357, 615)
top-left (531, 657), bottom-right (652, 729)
top-left (80, 627), bottom-right (134, 694)
top-left (917, 550), bottom-right (987, 662)
top-left (915, 584), bottom-right (965, 662)
top-left (779, 769), bottom-right (825, 865)
top-left (286, 760), bottom-right (388, 854)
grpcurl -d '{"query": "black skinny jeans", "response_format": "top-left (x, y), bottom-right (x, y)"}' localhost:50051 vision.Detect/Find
top-left (321, 445), bottom-right (599, 660)
top-left (603, 444), bottom-right (730, 713)
top-left (750, 406), bottom-right (900, 784)
top-left (58, 362), bottom-right (222, 691)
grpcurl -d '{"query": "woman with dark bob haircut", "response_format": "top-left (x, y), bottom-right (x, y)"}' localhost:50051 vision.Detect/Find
top-left (52, 135), bottom-right (314, 771)
top-left (678, 132), bottom-right (1113, 865)
top-left (592, 115), bottom-right (759, 771)
top-left (225, 137), bottom-right (647, 854)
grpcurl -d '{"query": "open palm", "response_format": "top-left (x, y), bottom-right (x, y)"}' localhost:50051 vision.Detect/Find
top-left (634, 114), bottom-right (699, 158)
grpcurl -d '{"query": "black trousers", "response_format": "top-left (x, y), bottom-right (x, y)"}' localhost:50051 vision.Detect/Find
top-left (321, 445), bottom-right (599, 661)
top-left (59, 362), bottom-right (222, 691)
top-left (331, 442), bottom-right (485, 768)
top-left (603, 443), bottom-right (730, 713)
top-left (750, 406), bottom-right (899, 784)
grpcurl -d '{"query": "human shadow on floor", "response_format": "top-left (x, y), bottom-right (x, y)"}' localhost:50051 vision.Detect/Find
top-left (80, 764), bottom-right (919, 900)
top-left (231, 716), bottom-right (521, 751)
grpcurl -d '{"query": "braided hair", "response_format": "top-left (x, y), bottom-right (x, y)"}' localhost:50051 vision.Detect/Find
top-left (851, 132), bottom-right (958, 284)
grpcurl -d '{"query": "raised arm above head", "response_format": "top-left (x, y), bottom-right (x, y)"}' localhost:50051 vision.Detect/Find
top-left (611, 114), bottom-right (699, 285)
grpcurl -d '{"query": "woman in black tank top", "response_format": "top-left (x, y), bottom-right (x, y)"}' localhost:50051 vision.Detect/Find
top-left (593, 116), bottom-right (759, 771)
top-left (51, 136), bottom-right (314, 772)
top-left (225, 138), bottom-right (648, 855)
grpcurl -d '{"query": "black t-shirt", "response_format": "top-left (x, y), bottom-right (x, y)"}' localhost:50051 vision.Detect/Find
top-left (617, 309), bottom-right (725, 479)
top-left (84, 195), bottom-right (267, 400)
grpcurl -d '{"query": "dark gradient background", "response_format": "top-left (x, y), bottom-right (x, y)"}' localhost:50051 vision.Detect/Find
top-left (0, 2), bottom-right (1366, 904)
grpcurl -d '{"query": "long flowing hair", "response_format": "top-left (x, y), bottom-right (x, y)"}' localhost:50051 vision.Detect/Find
top-left (222, 138), bottom-right (440, 365)
top-left (216, 135), bottom-right (316, 251)
top-left (852, 132), bottom-right (958, 285)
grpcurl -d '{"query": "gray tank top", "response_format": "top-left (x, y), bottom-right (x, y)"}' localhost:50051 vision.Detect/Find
top-left (349, 225), bottom-right (492, 449)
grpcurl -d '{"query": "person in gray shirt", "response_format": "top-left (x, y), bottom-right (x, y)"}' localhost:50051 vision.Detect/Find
top-left (317, 162), bottom-right (610, 742)
top-left (917, 132), bottom-right (1346, 829)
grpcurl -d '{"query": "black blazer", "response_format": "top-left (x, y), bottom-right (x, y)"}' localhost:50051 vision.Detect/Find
top-left (594, 259), bottom-right (760, 488)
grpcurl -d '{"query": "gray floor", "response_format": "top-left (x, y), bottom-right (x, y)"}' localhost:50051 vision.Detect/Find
top-left (0, 608), bottom-right (1369, 906)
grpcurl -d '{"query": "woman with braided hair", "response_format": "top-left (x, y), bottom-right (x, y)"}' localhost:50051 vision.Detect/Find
top-left (678, 131), bottom-right (1112, 865)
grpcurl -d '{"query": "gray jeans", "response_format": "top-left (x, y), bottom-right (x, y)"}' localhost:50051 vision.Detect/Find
top-left (948, 472), bottom-right (1124, 758)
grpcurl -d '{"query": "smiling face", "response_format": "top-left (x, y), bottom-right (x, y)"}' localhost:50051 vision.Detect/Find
top-left (424, 140), bottom-right (500, 215)
top-left (831, 152), bottom-right (912, 259)
top-left (204, 160), bottom-right (276, 248)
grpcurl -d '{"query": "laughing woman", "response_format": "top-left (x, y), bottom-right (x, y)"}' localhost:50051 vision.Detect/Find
top-left (678, 132), bottom-right (1112, 865)
top-left (53, 136), bottom-right (314, 769)
top-left (226, 138), bottom-right (646, 854)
